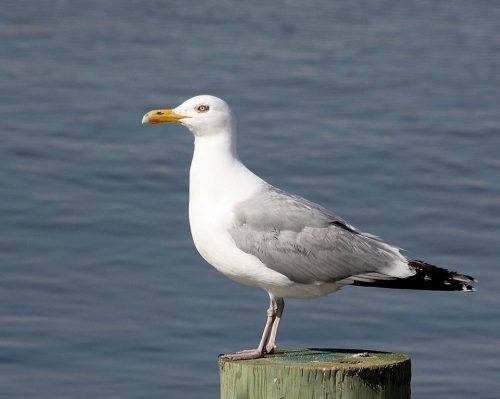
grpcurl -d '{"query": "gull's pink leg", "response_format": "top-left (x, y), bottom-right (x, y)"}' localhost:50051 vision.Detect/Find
top-left (221, 295), bottom-right (283, 361)
top-left (265, 297), bottom-right (284, 354)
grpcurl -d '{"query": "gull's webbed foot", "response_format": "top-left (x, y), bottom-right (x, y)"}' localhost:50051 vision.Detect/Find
top-left (220, 348), bottom-right (264, 361)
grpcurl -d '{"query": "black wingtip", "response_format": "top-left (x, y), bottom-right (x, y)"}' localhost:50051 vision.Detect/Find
top-left (352, 259), bottom-right (476, 292)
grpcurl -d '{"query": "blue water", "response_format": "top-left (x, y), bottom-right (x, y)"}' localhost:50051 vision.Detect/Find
top-left (1, 1), bottom-right (499, 398)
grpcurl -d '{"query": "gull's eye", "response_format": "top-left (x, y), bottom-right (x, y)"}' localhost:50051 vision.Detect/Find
top-left (195, 104), bottom-right (210, 113)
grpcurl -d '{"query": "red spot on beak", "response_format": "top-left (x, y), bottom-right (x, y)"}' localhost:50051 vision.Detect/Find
top-left (149, 119), bottom-right (160, 124)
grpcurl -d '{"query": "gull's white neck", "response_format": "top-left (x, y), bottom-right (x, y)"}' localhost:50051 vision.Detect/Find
top-left (189, 129), bottom-right (263, 208)
top-left (192, 130), bottom-right (238, 173)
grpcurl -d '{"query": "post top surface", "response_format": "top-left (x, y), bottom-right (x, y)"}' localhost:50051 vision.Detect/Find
top-left (219, 348), bottom-right (410, 370)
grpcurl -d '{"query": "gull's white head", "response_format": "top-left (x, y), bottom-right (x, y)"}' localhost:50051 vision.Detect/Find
top-left (142, 95), bottom-right (235, 138)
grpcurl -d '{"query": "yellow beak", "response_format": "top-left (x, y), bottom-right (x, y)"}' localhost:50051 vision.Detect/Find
top-left (141, 109), bottom-right (189, 124)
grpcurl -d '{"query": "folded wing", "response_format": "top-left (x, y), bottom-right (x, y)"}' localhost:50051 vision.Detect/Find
top-left (229, 185), bottom-right (414, 284)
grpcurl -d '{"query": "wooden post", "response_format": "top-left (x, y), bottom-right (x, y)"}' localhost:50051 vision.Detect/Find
top-left (219, 348), bottom-right (410, 399)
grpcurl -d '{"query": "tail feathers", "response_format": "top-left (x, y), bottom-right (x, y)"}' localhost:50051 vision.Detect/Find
top-left (352, 259), bottom-right (476, 292)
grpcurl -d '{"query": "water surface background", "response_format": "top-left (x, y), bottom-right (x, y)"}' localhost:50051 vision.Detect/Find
top-left (1, 1), bottom-right (499, 398)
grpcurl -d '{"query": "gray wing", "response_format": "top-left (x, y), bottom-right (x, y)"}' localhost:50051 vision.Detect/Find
top-left (229, 185), bottom-right (408, 284)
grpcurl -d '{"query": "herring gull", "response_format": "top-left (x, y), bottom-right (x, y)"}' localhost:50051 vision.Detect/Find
top-left (142, 95), bottom-right (475, 360)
